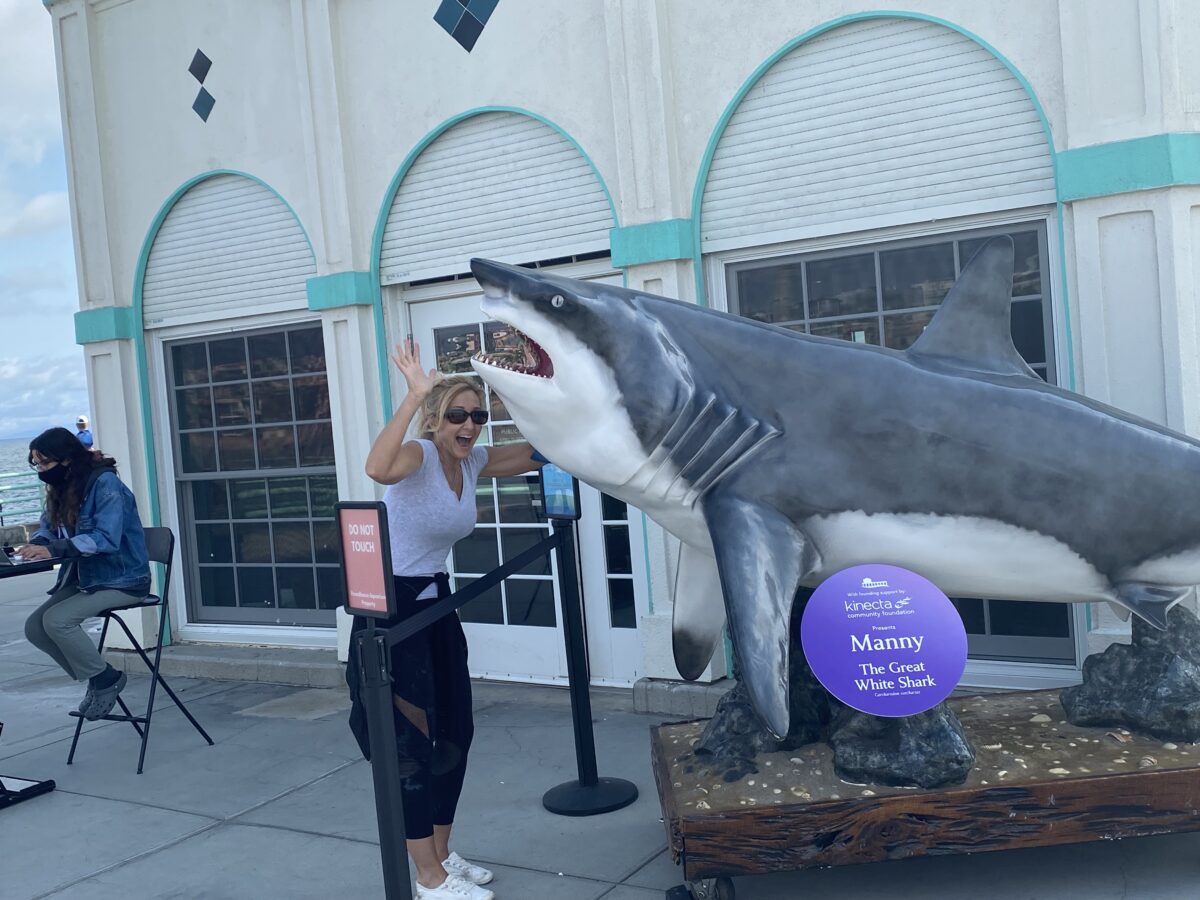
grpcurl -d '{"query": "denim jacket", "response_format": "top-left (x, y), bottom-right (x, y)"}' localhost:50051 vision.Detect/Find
top-left (31, 467), bottom-right (151, 594)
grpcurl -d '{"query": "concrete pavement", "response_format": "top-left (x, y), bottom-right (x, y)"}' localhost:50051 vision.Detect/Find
top-left (4, 569), bottom-right (1200, 899)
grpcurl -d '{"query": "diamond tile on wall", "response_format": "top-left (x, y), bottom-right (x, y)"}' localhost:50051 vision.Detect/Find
top-left (188, 49), bottom-right (212, 83)
top-left (189, 49), bottom-right (215, 122)
top-left (467, 0), bottom-right (498, 20)
top-left (433, 0), bottom-right (497, 52)
top-left (193, 87), bottom-right (215, 122)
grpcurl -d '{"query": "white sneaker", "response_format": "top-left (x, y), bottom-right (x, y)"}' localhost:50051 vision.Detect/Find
top-left (415, 872), bottom-right (494, 900)
top-left (443, 851), bottom-right (494, 885)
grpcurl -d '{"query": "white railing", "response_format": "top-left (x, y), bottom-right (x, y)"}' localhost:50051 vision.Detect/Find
top-left (0, 470), bottom-right (44, 528)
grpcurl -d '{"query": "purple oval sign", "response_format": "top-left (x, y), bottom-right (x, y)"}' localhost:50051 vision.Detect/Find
top-left (800, 565), bottom-right (967, 717)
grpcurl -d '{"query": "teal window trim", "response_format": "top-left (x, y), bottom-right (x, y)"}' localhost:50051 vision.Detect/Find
top-left (610, 219), bottom-right (694, 268)
top-left (75, 306), bottom-right (137, 344)
top-left (688, 10), bottom-right (1061, 309)
top-left (369, 105), bottom-right (618, 421)
top-left (307, 271), bottom-right (373, 310)
top-left (132, 169), bottom-right (316, 527)
top-left (1057, 134), bottom-right (1200, 201)
top-left (686, 11), bottom-right (1075, 394)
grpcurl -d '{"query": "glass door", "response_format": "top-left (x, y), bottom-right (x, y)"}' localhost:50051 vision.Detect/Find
top-left (405, 276), bottom-right (647, 683)
top-left (410, 294), bottom-right (563, 680)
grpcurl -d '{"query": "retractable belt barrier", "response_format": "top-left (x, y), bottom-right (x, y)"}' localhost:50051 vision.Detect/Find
top-left (382, 533), bottom-right (558, 647)
top-left (338, 500), bottom-right (637, 900)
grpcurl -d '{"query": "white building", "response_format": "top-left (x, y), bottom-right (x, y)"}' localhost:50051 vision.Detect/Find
top-left (47, 0), bottom-right (1200, 695)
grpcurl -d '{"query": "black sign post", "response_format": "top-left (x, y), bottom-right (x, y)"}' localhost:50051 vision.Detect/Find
top-left (538, 466), bottom-right (639, 817)
top-left (355, 627), bottom-right (412, 900)
top-left (336, 502), bottom-right (412, 900)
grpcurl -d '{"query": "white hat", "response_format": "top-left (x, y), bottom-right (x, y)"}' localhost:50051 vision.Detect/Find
top-left (76, 415), bottom-right (89, 426)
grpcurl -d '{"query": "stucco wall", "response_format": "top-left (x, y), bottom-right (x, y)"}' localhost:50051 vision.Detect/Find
top-left (48, 0), bottom-right (1200, 669)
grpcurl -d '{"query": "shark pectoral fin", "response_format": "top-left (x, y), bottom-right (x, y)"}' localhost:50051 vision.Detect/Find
top-left (670, 544), bottom-right (726, 681)
top-left (704, 496), bottom-right (819, 739)
top-left (1113, 583), bottom-right (1194, 630)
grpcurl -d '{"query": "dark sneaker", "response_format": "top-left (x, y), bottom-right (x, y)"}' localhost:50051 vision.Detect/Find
top-left (83, 672), bottom-right (127, 720)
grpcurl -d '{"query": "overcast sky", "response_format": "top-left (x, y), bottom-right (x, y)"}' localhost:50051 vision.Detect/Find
top-left (0, 0), bottom-right (89, 442)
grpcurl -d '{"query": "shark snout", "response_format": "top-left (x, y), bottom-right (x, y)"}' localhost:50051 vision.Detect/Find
top-left (471, 257), bottom-right (528, 299)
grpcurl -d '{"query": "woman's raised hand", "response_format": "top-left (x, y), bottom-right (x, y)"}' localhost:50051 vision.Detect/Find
top-left (391, 339), bottom-right (438, 401)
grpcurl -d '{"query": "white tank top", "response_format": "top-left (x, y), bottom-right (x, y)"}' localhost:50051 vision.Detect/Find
top-left (382, 439), bottom-right (490, 600)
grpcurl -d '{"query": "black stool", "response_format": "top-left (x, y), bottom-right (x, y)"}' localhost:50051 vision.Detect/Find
top-left (67, 526), bottom-right (214, 774)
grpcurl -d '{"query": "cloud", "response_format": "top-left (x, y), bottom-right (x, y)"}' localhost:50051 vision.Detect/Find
top-left (0, 261), bottom-right (73, 314)
top-left (0, 191), bottom-right (70, 238)
top-left (0, 1), bottom-right (62, 169)
top-left (0, 352), bottom-right (88, 440)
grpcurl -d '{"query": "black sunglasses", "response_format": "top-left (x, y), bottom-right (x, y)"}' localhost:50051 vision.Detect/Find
top-left (445, 407), bottom-right (489, 426)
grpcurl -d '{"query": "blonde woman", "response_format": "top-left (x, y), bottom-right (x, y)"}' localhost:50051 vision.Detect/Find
top-left (354, 340), bottom-right (544, 900)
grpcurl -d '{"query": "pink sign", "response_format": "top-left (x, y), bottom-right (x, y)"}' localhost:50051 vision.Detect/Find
top-left (338, 506), bottom-right (392, 616)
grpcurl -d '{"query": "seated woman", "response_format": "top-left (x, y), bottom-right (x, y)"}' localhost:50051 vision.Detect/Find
top-left (19, 427), bottom-right (151, 721)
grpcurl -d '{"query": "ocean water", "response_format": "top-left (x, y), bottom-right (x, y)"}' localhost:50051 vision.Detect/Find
top-left (0, 437), bottom-right (44, 527)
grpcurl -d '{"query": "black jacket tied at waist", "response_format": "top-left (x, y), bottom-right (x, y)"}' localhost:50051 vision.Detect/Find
top-left (345, 573), bottom-right (451, 760)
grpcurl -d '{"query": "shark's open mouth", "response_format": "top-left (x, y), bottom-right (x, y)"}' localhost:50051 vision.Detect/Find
top-left (474, 326), bottom-right (554, 378)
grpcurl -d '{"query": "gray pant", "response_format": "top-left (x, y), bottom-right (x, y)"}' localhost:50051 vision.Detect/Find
top-left (24, 585), bottom-right (140, 681)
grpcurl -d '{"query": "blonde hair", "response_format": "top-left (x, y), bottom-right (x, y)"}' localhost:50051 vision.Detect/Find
top-left (415, 375), bottom-right (485, 439)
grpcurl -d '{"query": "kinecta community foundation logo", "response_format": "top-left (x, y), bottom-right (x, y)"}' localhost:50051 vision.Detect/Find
top-left (839, 571), bottom-right (922, 619)
top-left (842, 595), bottom-right (917, 618)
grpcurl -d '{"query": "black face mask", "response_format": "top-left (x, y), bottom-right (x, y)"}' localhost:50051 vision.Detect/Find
top-left (37, 465), bottom-right (71, 487)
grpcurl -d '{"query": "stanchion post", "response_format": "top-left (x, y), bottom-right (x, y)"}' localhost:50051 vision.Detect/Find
top-left (541, 517), bottom-right (639, 817)
top-left (357, 624), bottom-right (413, 900)
top-left (553, 520), bottom-right (599, 787)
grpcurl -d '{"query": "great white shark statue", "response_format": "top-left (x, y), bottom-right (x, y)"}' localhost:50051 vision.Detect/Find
top-left (468, 238), bottom-right (1200, 738)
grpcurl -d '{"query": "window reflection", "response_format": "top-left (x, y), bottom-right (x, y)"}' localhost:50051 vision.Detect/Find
top-left (880, 243), bottom-right (954, 310)
top-left (806, 253), bottom-right (876, 318)
top-left (456, 578), bottom-right (504, 624)
top-left (435, 325), bottom-right (481, 373)
top-left (736, 263), bottom-right (805, 324)
top-left (883, 310), bottom-right (935, 351)
top-left (809, 317), bottom-right (879, 345)
top-left (505, 579), bottom-right (556, 627)
top-left (608, 579), bottom-right (636, 629)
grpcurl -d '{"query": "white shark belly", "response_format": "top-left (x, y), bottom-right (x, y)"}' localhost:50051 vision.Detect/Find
top-left (1121, 549), bottom-right (1200, 585)
top-left (804, 511), bottom-right (1114, 603)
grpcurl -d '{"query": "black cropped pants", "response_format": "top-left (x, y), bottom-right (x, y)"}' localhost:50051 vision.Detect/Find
top-left (347, 574), bottom-right (474, 841)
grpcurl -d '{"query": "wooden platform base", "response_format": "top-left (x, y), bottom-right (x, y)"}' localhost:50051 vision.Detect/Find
top-left (651, 689), bottom-right (1200, 882)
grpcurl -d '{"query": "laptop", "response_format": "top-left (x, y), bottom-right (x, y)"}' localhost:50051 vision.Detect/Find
top-left (0, 547), bottom-right (59, 567)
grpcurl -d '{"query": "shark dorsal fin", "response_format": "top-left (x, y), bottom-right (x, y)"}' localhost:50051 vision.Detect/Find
top-left (907, 235), bottom-right (1037, 378)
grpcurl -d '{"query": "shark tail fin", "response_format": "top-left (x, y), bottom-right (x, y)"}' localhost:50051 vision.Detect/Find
top-left (1113, 583), bottom-right (1193, 630)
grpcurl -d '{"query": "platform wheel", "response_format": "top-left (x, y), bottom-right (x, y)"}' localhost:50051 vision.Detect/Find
top-left (685, 876), bottom-right (735, 900)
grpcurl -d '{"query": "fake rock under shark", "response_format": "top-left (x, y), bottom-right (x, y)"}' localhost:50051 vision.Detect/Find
top-left (469, 238), bottom-right (1200, 738)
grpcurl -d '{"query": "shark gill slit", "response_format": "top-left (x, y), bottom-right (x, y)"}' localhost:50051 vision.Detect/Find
top-left (683, 425), bottom-right (764, 507)
top-left (689, 426), bottom-right (783, 506)
top-left (641, 392), bottom-right (703, 470)
top-left (667, 407), bottom-right (740, 497)
top-left (654, 396), bottom-right (728, 500)
top-left (637, 393), bottom-right (716, 494)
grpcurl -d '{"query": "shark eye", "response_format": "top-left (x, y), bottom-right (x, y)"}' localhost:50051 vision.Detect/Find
top-left (551, 295), bottom-right (565, 308)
